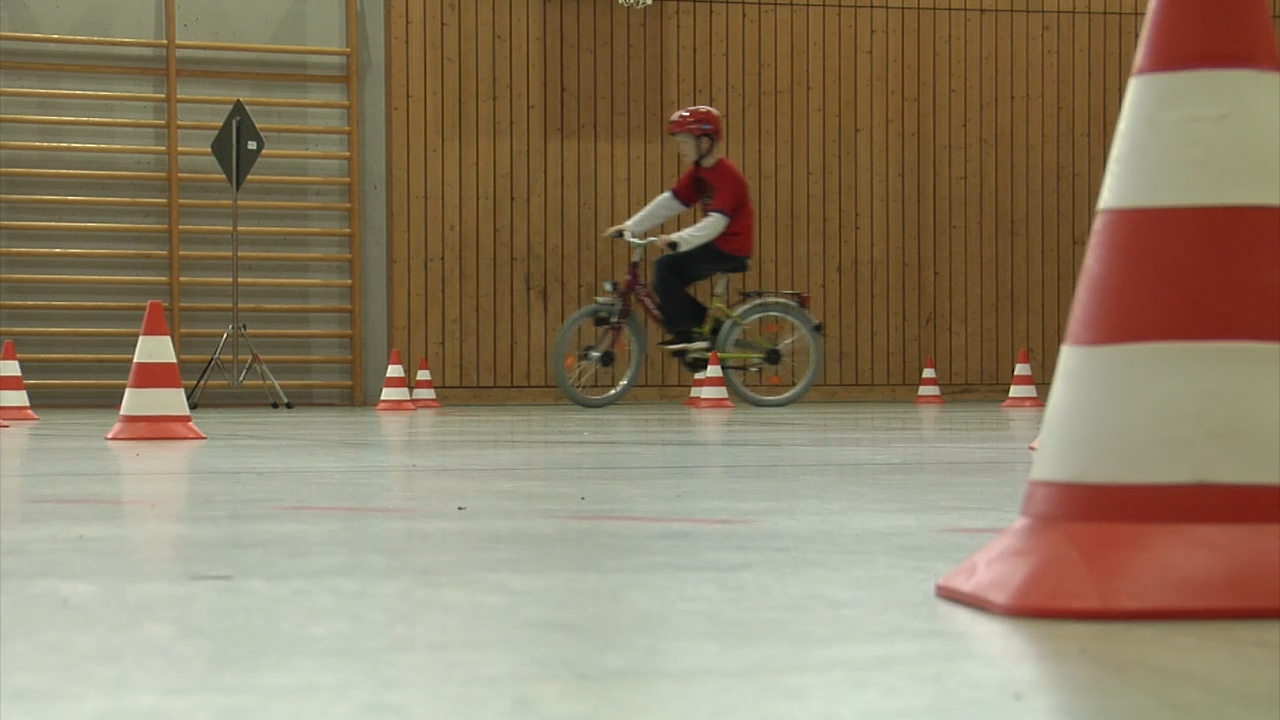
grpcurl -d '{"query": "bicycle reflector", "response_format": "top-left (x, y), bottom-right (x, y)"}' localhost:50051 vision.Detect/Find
top-left (799, 293), bottom-right (811, 309)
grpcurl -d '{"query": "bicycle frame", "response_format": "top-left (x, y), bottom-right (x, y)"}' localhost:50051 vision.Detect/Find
top-left (609, 240), bottom-right (664, 326)
top-left (599, 234), bottom-right (809, 364)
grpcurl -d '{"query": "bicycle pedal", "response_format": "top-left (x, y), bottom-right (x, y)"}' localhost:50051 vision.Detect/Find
top-left (682, 357), bottom-right (709, 374)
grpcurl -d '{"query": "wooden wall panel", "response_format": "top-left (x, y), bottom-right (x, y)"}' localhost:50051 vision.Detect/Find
top-left (386, 0), bottom-right (1280, 402)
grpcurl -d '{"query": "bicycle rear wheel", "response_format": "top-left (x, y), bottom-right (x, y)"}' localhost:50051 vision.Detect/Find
top-left (715, 300), bottom-right (822, 407)
top-left (551, 303), bottom-right (647, 408)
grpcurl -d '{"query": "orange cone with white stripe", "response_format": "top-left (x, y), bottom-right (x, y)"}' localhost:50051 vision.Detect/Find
top-left (411, 356), bottom-right (442, 408)
top-left (375, 350), bottom-right (416, 411)
top-left (999, 349), bottom-right (1043, 408)
top-left (106, 300), bottom-right (206, 441)
top-left (0, 340), bottom-right (38, 421)
top-left (937, 0), bottom-right (1280, 619)
top-left (683, 369), bottom-right (705, 407)
top-left (694, 352), bottom-right (734, 409)
top-left (914, 357), bottom-right (943, 405)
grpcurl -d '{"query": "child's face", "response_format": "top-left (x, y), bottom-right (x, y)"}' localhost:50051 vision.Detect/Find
top-left (674, 134), bottom-right (701, 164)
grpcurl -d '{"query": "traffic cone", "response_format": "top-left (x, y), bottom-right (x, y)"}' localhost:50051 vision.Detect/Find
top-left (936, 0), bottom-right (1280, 619)
top-left (683, 369), bottom-right (706, 407)
top-left (694, 352), bottom-right (734, 409)
top-left (999, 349), bottom-right (1044, 408)
top-left (914, 357), bottom-right (944, 405)
top-left (0, 340), bottom-right (38, 421)
top-left (106, 300), bottom-right (206, 441)
top-left (410, 356), bottom-right (442, 408)
top-left (375, 350), bottom-right (416, 411)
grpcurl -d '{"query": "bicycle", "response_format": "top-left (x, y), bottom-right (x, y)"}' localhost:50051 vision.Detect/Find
top-left (551, 231), bottom-right (825, 408)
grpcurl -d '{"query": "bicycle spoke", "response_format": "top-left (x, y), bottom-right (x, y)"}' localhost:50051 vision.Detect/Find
top-left (565, 356), bottom-right (598, 387)
top-left (774, 330), bottom-right (804, 350)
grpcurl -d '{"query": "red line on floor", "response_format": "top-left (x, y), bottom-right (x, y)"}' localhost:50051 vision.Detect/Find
top-left (30, 498), bottom-right (154, 507)
top-left (561, 514), bottom-right (755, 526)
top-left (272, 505), bottom-right (416, 514)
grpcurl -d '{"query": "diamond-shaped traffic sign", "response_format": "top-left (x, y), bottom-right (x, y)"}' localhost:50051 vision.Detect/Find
top-left (210, 100), bottom-right (264, 191)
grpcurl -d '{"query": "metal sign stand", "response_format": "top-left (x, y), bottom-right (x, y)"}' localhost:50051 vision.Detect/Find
top-left (187, 101), bottom-right (292, 411)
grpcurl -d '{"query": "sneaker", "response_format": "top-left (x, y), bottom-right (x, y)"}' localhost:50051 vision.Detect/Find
top-left (658, 331), bottom-right (709, 352)
top-left (658, 332), bottom-right (693, 350)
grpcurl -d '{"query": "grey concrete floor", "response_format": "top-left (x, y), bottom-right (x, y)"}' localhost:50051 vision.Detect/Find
top-left (1, 404), bottom-right (1277, 720)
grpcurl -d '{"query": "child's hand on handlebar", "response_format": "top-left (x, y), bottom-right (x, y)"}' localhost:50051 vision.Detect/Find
top-left (601, 227), bottom-right (676, 251)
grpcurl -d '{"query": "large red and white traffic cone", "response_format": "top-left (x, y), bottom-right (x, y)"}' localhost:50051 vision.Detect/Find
top-left (937, 0), bottom-right (1280, 619)
top-left (0, 340), bottom-right (38, 421)
top-left (914, 357), bottom-right (943, 405)
top-left (106, 300), bottom-right (206, 441)
top-left (410, 356), bottom-right (442, 408)
top-left (375, 350), bottom-right (416, 411)
top-left (999, 349), bottom-right (1044, 408)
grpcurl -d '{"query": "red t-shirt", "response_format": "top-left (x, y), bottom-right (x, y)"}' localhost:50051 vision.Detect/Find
top-left (670, 158), bottom-right (754, 258)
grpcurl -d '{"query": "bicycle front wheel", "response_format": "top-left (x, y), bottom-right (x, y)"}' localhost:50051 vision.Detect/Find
top-left (715, 300), bottom-right (822, 407)
top-left (550, 303), bottom-right (647, 408)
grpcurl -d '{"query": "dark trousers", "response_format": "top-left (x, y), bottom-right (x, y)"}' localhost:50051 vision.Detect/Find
top-left (652, 243), bottom-right (749, 334)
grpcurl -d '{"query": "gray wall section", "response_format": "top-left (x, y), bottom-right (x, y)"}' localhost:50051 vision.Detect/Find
top-left (355, 0), bottom-right (387, 407)
top-left (0, 0), bottom-right (388, 406)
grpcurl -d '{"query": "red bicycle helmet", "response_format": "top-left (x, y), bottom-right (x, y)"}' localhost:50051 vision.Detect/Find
top-left (667, 105), bottom-right (722, 141)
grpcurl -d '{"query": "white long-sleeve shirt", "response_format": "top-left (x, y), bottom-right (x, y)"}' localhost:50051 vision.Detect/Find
top-left (623, 191), bottom-right (730, 252)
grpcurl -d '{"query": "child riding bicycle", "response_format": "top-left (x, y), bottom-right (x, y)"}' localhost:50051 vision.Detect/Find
top-left (603, 105), bottom-right (755, 354)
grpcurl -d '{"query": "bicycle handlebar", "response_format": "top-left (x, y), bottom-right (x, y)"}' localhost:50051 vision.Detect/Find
top-left (611, 229), bottom-right (660, 247)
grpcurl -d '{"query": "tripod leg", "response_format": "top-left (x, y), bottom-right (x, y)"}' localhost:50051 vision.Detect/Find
top-left (187, 327), bottom-right (233, 409)
top-left (242, 355), bottom-right (275, 408)
top-left (251, 357), bottom-right (286, 409)
top-left (236, 344), bottom-right (256, 386)
top-left (238, 327), bottom-right (293, 410)
top-left (255, 359), bottom-right (293, 410)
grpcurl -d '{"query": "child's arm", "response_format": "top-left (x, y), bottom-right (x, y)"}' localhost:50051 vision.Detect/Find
top-left (620, 191), bottom-right (687, 235)
top-left (663, 213), bottom-right (729, 252)
top-left (608, 165), bottom-right (699, 238)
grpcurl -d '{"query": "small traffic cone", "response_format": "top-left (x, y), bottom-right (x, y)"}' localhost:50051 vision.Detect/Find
top-left (683, 369), bottom-right (706, 407)
top-left (0, 340), bottom-right (38, 421)
top-left (1000, 349), bottom-right (1044, 408)
top-left (914, 357), bottom-right (944, 405)
top-left (106, 300), bottom-right (206, 441)
top-left (694, 352), bottom-right (734, 409)
top-left (375, 350), bottom-right (416, 411)
top-left (411, 356), bottom-right (442, 408)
